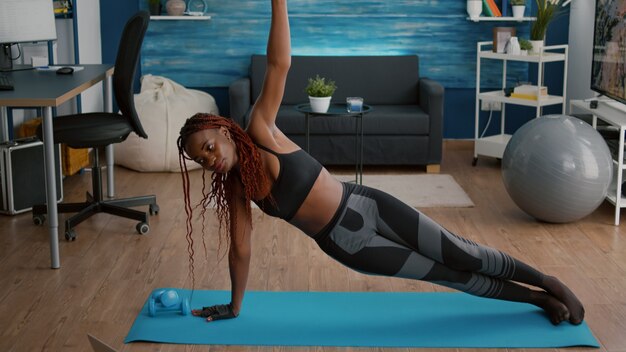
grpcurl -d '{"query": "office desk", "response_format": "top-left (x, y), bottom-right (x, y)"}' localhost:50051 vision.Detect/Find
top-left (0, 64), bottom-right (114, 268)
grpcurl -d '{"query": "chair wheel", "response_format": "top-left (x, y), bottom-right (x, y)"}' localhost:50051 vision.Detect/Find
top-left (149, 204), bottom-right (160, 216)
top-left (136, 222), bottom-right (150, 235)
top-left (65, 230), bottom-right (77, 241)
top-left (33, 214), bottom-right (46, 226)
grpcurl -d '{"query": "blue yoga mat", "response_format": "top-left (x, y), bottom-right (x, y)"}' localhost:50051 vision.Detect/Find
top-left (125, 289), bottom-right (599, 348)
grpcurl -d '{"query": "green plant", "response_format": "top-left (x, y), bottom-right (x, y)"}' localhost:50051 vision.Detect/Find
top-left (530, 0), bottom-right (569, 40)
top-left (305, 75), bottom-right (337, 97)
top-left (510, 0), bottom-right (526, 5)
top-left (147, 0), bottom-right (160, 5)
top-left (519, 38), bottom-right (533, 50)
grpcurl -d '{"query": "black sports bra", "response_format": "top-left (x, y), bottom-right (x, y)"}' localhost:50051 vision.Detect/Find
top-left (253, 144), bottom-right (323, 221)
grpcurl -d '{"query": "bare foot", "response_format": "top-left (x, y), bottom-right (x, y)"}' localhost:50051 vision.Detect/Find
top-left (542, 275), bottom-right (585, 325)
top-left (531, 291), bottom-right (571, 325)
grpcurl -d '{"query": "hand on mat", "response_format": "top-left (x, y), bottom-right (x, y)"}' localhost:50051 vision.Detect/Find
top-left (192, 303), bottom-right (238, 322)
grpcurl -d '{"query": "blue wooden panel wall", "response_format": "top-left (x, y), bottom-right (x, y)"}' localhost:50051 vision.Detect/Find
top-left (140, 0), bottom-right (530, 89)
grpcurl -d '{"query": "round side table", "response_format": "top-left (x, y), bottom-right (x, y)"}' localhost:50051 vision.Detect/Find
top-left (295, 103), bottom-right (373, 185)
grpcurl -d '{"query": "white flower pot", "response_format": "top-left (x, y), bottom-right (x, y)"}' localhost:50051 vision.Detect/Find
top-left (309, 96), bottom-right (331, 113)
top-left (466, 0), bottom-right (482, 19)
top-left (530, 40), bottom-right (544, 55)
top-left (512, 5), bottom-right (525, 18)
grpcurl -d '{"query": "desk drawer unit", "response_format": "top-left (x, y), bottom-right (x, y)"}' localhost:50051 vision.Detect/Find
top-left (0, 138), bottom-right (62, 215)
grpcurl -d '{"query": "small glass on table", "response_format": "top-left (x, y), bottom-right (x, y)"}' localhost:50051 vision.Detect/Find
top-left (346, 97), bottom-right (364, 112)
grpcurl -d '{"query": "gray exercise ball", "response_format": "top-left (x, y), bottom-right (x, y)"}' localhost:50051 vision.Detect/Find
top-left (502, 115), bottom-right (613, 223)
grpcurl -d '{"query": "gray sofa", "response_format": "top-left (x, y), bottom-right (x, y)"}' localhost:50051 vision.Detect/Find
top-left (229, 55), bottom-right (444, 171)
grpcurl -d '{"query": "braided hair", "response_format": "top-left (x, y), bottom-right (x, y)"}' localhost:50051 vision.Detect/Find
top-left (177, 113), bottom-right (270, 287)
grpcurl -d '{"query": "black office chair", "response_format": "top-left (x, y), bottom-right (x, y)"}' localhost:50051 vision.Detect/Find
top-left (33, 11), bottom-right (158, 241)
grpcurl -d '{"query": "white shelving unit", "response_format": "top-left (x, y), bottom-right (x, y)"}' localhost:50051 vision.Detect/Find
top-left (570, 99), bottom-right (626, 225)
top-left (473, 41), bottom-right (568, 165)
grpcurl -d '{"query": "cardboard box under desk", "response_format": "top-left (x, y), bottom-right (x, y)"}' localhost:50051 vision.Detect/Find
top-left (18, 117), bottom-right (90, 176)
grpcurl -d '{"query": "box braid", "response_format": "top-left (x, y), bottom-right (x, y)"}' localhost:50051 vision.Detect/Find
top-left (177, 113), bottom-right (271, 288)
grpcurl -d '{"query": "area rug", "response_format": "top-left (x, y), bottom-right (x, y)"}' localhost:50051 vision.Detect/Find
top-left (125, 289), bottom-right (599, 348)
top-left (334, 173), bottom-right (474, 208)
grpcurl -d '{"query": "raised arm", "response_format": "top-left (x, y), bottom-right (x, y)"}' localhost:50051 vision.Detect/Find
top-left (248, 0), bottom-right (291, 132)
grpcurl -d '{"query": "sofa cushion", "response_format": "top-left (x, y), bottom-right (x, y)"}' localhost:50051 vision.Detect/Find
top-left (251, 55), bottom-right (420, 106)
top-left (275, 104), bottom-right (430, 136)
top-left (289, 135), bottom-right (433, 165)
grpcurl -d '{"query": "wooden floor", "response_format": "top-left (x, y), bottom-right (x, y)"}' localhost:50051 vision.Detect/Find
top-left (1, 141), bottom-right (625, 352)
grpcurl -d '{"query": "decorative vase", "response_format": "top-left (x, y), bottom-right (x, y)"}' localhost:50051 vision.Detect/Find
top-left (530, 40), bottom-right (544, 55)
top-left (511, 5), bottom-right (525, 18)
top-left (466, 0), bottom-right (482, 19)
top-left (166, 0), bottom-right (186, 16)
top-left (506, 36), bottom-right (521, 55)
top-left (309, 96), bottom-right (331, 113)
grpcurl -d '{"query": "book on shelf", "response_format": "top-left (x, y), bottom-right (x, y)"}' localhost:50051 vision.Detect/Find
top-left (501, 0), bottom-right (509, 17)
top-left (514, 84), bottom-right (548, 95)
top-left (510, 93), bottom-right (544, 100)
top-left (486, 0), bottom-right (502, 16)
top-left (510, 85), bottom-right (548, 100)
top-left (482, 0), bottom-right (494, 16)
top-left (493, 0), bottom-right (503, 16)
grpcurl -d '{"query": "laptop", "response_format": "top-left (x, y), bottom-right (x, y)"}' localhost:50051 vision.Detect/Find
top-left (87, 334), bottom-right (118, 352)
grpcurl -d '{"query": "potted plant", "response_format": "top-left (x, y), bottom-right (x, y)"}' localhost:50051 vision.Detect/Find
top-left (530, 0), bottom-right (570, 54)
top-left (147, 0), bottom-right (161, 15)
top-left (305, 75), bottom-right (337, 113)
top-left (510, 0), bottom-right (525, 18)
top-left (519, 38), bottom-right (532, 55)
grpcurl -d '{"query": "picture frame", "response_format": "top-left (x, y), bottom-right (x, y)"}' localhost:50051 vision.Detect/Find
top-left (493, 27), bottom-right (516, 54)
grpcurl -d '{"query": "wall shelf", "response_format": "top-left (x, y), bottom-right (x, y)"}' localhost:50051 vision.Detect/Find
top-left (467, 16), bottom-right (536, 22)
top-left (150, 15), bottom-right (211, 20)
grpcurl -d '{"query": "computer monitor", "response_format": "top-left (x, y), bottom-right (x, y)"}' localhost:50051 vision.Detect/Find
top-left (0, 0), bottom-right (57, 70)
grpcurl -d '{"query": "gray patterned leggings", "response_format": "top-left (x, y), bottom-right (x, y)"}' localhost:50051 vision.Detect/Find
top-left (314, 183), bottom-right (546, 303)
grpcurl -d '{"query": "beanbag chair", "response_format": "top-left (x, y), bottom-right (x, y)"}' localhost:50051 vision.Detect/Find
top-left (115, 74), bottom-right (219, 172)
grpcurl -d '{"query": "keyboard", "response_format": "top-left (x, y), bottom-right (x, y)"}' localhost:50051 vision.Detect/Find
top-left (0, 74), bottom-right (14, 90)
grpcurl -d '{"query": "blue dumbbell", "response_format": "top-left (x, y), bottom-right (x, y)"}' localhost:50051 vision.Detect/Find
top-left (148, 289), bottom-right (191, 317)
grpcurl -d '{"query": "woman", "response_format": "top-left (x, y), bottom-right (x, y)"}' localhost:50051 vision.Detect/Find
top-left (177, 0), bottom-right (584, 325)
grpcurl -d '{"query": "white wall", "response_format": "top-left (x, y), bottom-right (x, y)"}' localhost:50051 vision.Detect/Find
top-left (75, 0), bottom-right (103, 114)
top-left (12, 0), bottom-right (102, 137)
top-left (566, 0), bottom-right (597, 109)
top-left (54, 18), bottom-right (76, 116)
